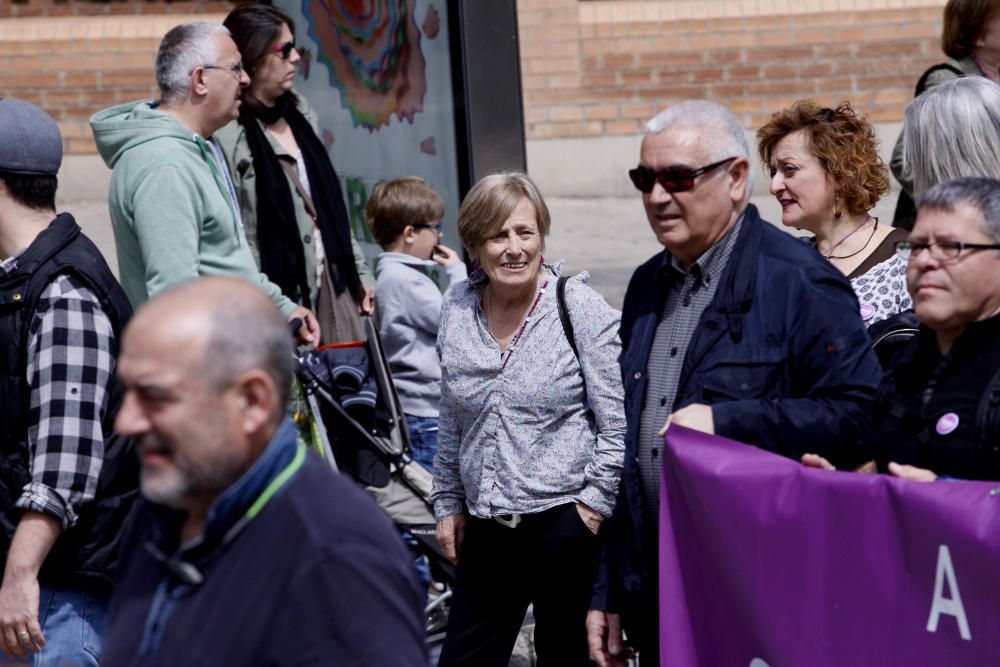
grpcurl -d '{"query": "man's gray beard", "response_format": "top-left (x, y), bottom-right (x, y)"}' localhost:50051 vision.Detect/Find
top-left (139, 456), bottom-right (245, 510)
top-left (140, 467), bottom-right (193, 508)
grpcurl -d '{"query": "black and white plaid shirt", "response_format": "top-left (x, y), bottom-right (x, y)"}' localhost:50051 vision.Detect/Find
top-left (2, 256), bottom-right (115, 529)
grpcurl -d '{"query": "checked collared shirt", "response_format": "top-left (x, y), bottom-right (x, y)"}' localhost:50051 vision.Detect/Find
top-left (2, 255), bottom-right (115, 529)
top-left (637, 216), bottom-right (744, 526)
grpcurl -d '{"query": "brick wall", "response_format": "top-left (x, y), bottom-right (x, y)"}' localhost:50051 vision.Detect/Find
top-left (518, 0), bottom-right (948, 141)
top-left (0, 0), bottom-right (949, 155)
top-left (0, 0), bottom-right (232, 17)
top-left (0, 0), bottom-right (234, 154)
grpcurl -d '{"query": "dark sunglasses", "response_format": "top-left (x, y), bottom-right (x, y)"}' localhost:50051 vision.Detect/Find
top-left (271, 40), bottom-right (297, 60)
top-left (414, 222), bottom-right (443, 232)
top-left (628, 157), bottom-right (737, 194)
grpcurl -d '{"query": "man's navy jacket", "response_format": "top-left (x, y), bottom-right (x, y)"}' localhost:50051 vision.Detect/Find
top-left (593, 205), bottom-right (883, 634)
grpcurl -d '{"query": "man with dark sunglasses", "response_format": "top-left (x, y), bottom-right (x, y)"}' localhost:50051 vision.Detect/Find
top-left (588, 101), bottom-right (883, 667)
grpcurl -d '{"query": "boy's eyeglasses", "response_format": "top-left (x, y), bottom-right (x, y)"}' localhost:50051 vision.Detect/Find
top-left (628, 157), bottom-right (737, 194)
top-left (414, 223), bottom-right (443, 232)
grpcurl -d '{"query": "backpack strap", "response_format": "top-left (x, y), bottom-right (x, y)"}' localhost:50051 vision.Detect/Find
top-left (914, 62), bottom-right (965, 96)
top-left (869, 310), bottom-right (920, 370)
top-left (975, 365), bottom-right (1000, 443)
top-left (556, 276), bottom-right (579, 361)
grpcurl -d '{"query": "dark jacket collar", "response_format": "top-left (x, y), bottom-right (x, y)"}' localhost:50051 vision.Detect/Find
top-left (711, 204), bottom-right (761, 313)
top-left (622, 205), bottom-right (762, 372)
top-left (917, 311), bottom-right (1000, 362)
top-left (0, 214), bottom-right (78, 285)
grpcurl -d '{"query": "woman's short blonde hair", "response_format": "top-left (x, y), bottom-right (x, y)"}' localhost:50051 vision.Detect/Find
top-left (457, 172), bottom-right (551, 255)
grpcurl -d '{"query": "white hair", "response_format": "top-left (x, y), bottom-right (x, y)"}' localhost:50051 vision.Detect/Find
top-left (903, 77), bottom-right (1000, 200)
top-left (645, 100), bottom-right (755, 195)
top-left (155, 22), bottom-right (230, 104)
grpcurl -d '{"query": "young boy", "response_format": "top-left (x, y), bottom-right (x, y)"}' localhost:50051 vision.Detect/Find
top-left (368, 177), bottom-right (467, 473)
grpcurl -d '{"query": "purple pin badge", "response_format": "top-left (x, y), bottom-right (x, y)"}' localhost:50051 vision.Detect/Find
top-left (859, 303), bottom-right (876, 321)
top-left (936, 412), bottom-right (960, 435)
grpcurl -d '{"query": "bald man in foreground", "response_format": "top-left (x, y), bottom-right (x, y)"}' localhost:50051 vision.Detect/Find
top-left (99, 277), bottom-right (425, 666)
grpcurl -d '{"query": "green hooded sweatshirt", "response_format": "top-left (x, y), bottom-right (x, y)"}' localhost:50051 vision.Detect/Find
top-left (90, 100), bottom-right (295, 316)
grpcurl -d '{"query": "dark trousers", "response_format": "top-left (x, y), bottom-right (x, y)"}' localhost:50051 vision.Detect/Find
top-left (437, 503), bottom-right (602, 667)
top-left (626, 603), bottom-right (660, 667)
top-left (627, 536), bottom-right (660, 667)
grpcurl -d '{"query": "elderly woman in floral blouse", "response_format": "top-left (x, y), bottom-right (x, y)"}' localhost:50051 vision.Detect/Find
top-left (431, 172), bottom-right (625, 667)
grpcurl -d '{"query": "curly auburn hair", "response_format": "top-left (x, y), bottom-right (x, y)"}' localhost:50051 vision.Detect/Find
top-left (756, 100), bottom-right (889, 217)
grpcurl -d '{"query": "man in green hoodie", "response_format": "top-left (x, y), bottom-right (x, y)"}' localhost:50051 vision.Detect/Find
top-left (90, 22), bottom-right (319, 345)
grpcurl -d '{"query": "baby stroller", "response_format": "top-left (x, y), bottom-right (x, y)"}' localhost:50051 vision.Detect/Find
top-left (290, 317), bottom-right (455, 645)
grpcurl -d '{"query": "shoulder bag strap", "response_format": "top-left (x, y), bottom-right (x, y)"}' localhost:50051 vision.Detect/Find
top-left (556, 276), bottom-right (579, 361)
top-left (557, 275), bottom-right (593, 413)
top-left (914, 63), bottom-right (965, 96)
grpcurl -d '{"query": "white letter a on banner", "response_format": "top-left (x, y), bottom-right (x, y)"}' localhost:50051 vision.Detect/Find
top-left (926, 544), bottom-right (971, 640)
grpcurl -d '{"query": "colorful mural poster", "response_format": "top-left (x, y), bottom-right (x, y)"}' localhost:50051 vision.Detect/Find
top-left (275, 0), bottom-right (463, 271)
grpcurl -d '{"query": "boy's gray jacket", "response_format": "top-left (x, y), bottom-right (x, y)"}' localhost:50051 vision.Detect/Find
top-left (374, 252), bottom-right (467, 416)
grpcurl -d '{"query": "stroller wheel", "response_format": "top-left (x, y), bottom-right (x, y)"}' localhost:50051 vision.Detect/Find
top-left (425, 586), bottom-right (451, 636)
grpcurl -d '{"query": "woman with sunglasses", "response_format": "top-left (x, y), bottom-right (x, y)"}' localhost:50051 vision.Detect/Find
top-left (432, 172), bottom-right (624, 667)
top-left (757, 100), bottom-right (911, 326)
top-left (218, 4), bottom-right (374, 343)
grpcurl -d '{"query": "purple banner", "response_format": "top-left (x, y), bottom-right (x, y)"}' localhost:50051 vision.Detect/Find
top-left (659, 425), bottom-right (1000, 666)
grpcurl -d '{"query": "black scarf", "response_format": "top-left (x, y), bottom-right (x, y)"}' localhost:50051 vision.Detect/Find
top-left (240, 92), bottom-right (362, 307)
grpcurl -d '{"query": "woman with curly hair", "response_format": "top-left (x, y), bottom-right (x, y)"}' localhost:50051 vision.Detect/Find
top-left (758, 100), bottom-right (910, 326)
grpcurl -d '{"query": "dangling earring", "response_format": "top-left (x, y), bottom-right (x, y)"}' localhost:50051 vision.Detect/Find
top-left (833, 192), bottom-right (842, 219)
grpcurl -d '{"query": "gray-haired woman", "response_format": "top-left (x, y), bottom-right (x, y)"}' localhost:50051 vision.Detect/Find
top-left (431, 172), bottom-right (625, 666)
top-left (903, 76), bottom-right (1000, 199)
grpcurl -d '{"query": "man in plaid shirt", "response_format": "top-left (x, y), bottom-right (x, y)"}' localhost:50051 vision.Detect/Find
top-left (0, 100), bottom-right (136, 665)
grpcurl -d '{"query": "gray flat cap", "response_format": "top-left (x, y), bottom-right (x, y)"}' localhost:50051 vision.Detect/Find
top-left (0, 98), bottom-right (62, 175)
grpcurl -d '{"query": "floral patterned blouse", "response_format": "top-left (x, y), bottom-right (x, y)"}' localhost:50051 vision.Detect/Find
top-left (851, 253), bottom-right (912, 325)
top-left (430, 264), bottom-right (625, 521)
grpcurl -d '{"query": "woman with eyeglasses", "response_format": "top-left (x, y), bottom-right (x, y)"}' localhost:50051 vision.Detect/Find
top-left (218, 4), bottom-right (374, 344)
top-left (431, 172), bottom-right (624, 667)
top-left (757, 100), bottom-right (911, 326)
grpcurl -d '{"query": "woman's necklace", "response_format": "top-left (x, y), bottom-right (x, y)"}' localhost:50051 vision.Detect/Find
top-left (823, 216), bottom-right (877, 260)
top-left (486, 279), bottom-right (548, 370)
